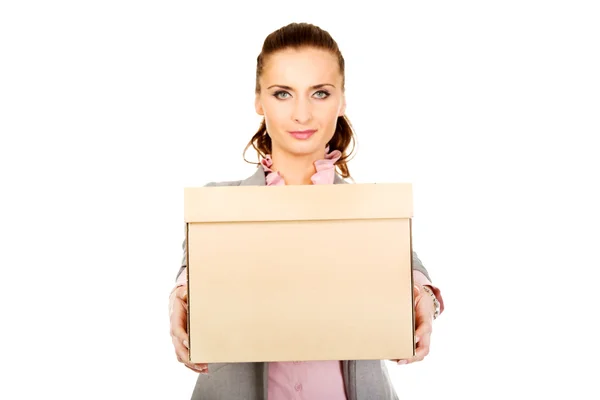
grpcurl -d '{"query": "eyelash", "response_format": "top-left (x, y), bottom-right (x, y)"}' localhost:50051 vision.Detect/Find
top-left (273, 90), bottom-right (330, 100)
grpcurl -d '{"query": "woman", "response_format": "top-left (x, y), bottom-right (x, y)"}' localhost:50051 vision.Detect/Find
top-left (169, 22), bottom-right (445, 400)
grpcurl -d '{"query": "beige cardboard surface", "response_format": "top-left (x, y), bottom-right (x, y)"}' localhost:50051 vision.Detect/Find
top-left (184, 183), bottom-right (415, 363)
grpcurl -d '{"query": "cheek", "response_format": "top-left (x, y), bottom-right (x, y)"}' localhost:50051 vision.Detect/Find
top-left (316, 103), bottom-right (342, 126)
top-left (262, 100), bottom-right (291, 127)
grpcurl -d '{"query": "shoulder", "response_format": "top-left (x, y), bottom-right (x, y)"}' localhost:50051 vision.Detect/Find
top-left (203, 167), bottom-right (266, 187)
top-left (203, 180), bottom-right (243, 187)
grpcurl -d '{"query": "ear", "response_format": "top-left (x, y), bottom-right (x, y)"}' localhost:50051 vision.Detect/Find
top-left (255, 94), bottom-right (264, 116)
top-left (338, 94), bottom-right (346, 116)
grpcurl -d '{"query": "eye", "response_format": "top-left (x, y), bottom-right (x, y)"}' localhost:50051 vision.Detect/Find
top-left (314, 90), bottom-right (330, 99)
top-left (273, 90), bottom-right (291, 99)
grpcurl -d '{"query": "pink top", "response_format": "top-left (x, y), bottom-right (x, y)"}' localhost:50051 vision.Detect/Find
top-left (175, 148), bottom-right (445, 399)
top-left (260, 147), bottom-right (342, 186)
top-left (261, 148), bottom-right (349, 400)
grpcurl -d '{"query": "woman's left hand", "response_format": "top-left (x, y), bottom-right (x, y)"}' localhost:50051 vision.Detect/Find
top-left (393, 284), bottom-right (435, 365)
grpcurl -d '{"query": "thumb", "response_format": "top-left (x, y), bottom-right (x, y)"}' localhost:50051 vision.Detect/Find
top-left (176, 286), bottom-right (188, 302)
top-left (413, 284), bottom-right (420, 299)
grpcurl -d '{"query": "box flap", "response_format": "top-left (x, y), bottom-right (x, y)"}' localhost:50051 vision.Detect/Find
top-left (184, 183), bottom-right (412, 223)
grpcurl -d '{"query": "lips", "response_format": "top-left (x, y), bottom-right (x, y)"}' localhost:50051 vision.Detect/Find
top-left (289, 129), bottom-right (317, 140)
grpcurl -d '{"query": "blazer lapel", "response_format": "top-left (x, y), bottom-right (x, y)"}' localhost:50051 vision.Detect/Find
top-left (334, 174), bottom-right (347, 184)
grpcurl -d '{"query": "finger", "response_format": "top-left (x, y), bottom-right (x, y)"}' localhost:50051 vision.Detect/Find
top-left (176, 286), bottom-right (188, 302)
top-left (413, 285), bottom-right (420, 299)
top-left (415, 317), bottom-right (432, 338)
top-left (396, 335), bottom-right (430, 365)
top-left (172, 335), bottom-right (190, 364)
top-left (400, 314), bottom-right (432, 365)
top-left (414, 300), bottom-right (434, 332)
top-left (415, 288), bottom-right (436, 322)
top-left (414, 322), bottom-right (432, 347)
top-left (173, 339), bottom-right (208, 375)
top-left (170, 299), bottom-right (189, 344)
top-left (393, 338), bottom-right (420, 365)
top-left (185, 363), bottom-right (209, 374)
top-left (412, 316), bottom-right (432, 362)
top-left (413, 331), bottom-right (431, 362)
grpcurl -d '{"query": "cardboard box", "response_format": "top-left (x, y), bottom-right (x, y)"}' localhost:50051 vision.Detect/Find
top-left (184, 183), bottom-right (415, 363)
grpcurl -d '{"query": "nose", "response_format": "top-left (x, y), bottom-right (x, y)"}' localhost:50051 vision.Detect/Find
top-left (292, 98), bottom-right (312, 125)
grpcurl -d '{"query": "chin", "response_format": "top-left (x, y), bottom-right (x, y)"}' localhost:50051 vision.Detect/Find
top-left (283, 141), bottom-right (328, 157)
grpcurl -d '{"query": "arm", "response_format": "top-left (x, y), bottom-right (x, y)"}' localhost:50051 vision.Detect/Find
top-left (412, 251), bottom-right (444, 314)
top-left (169, 231), bottom-right (207, 373)
top-left (175, 232), bottom-right (187, 285)
top-left (392, 252), bottom-right (443, 365)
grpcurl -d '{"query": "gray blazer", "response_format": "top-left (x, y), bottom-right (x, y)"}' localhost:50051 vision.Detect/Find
top-left (177, 167), bottom-right (434, 400)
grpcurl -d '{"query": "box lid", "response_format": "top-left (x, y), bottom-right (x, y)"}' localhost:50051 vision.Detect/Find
top-left (184, 183), bottom-right (413, 223)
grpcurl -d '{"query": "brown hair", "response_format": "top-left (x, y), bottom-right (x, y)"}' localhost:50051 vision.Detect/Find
top-left (243, 22), bottom-right (356, 179)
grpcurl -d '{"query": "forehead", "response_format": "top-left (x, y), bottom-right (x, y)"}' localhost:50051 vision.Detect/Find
top-left (261, 47), bottom-right (341, 87)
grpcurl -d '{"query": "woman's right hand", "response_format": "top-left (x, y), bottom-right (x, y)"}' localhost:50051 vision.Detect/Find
top-left (169, 285), bottom-right (208, 373)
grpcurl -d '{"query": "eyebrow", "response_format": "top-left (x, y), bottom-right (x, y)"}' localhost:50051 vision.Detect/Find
top-left (267, 83), bottom-right (336, 90)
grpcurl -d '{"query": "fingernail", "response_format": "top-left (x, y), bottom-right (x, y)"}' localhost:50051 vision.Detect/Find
top-left (415, 336), bottom-right (420, 344)
top-left (183, 339), bottom-right (189, 349)
top-left (397, 360), bottom-right (408, 365)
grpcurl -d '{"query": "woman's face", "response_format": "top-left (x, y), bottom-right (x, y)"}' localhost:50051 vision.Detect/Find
top-left (255, 47), bottom-right (346, 160)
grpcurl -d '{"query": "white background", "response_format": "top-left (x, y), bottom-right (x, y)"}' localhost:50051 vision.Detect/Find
top-left (1, 1), bottom-right (599, 399)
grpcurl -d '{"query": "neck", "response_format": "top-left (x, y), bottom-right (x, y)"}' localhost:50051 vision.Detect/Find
top-left (270, 148), bottom-right (325, 185)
